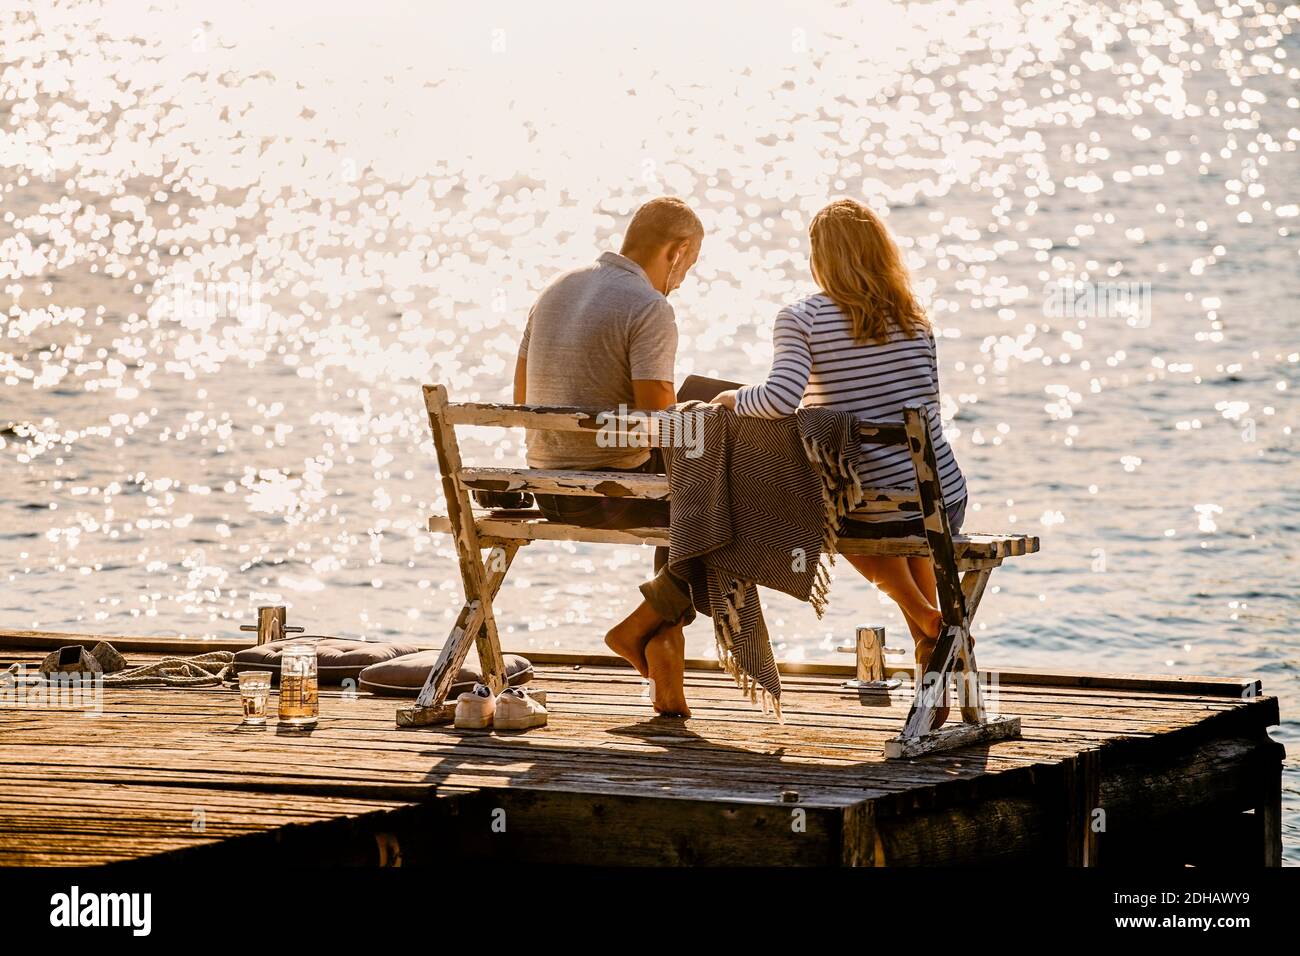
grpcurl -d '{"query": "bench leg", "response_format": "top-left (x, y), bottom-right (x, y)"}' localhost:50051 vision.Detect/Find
top-left (888, 566), bottom-right (1018, 754)
top-left (887, 410), bottom-right (1021, 758)
top-left (425, 384), bottom-right (509, 690)
top-left (886, 568), bottom-right (1022, 756)
top-left (899, 625), bottom-right (954, 739)
top-left (413, 384), bottom-right (511, 719)
top-left (954, 568), bottom-right (992, 722)
top-left (397, 542), bottom-right (519, 728)
top-left (464, 544), bottom-right (510, 695)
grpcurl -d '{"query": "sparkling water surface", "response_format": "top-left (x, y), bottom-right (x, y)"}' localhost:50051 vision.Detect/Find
top-left (2, 0), bottom-right (1297, 860)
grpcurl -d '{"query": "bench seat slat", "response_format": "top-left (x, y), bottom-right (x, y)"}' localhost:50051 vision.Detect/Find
top-left (457, 466), bottom-right (919, 510)
top-left (428, 514), bottom-right (1039, 561)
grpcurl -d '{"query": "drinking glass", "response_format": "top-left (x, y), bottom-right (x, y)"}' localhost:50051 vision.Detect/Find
top-left (238, 670), bottom-right (272, 725)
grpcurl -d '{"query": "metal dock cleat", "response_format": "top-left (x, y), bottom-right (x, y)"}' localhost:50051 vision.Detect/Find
top-left (239, 606), bottom-right (305, 646)
top-left (838, 625), bottom-right (904, 691)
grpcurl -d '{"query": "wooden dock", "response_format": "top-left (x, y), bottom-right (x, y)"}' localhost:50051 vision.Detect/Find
top-left (0, 630), bottom-right (1284, 867)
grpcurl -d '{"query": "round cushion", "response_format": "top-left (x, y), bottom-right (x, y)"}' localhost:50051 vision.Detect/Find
top-left (359, 650), bottom-right (533, 698)
top-left (233, 637), bottom-right (423, 685)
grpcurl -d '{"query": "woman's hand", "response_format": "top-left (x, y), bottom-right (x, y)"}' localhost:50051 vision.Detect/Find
top-left (710, 389), bottom-right (738, 410)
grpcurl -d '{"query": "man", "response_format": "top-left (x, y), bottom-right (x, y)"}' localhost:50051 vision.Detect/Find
top-left (513, 196), bottom-right (702, 715)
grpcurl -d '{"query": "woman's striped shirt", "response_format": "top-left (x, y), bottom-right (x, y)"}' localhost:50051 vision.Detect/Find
top-left (735, 293), bottom-right (967, 523)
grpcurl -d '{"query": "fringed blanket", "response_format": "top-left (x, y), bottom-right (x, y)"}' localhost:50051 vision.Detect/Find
top-left (659, 402), bottom-right (864, 718)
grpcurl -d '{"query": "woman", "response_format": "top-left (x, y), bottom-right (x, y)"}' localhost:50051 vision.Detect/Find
top-left (712, 198), bottom-right (968, 674)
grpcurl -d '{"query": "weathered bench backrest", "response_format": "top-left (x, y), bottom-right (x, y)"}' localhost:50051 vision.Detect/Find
top-left (425, 386), bottom-right (945, 519)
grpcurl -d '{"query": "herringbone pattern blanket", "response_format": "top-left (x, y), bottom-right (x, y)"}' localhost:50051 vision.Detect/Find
top-left (659, 402), bottom-right (864, 718)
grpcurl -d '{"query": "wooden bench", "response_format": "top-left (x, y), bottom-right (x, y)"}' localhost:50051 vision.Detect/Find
top-left (401, 383), bottom-right (1040, 758)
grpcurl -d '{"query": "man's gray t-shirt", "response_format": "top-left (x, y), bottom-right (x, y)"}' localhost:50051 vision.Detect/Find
top-left (519, 251), bottom-right (678, 470)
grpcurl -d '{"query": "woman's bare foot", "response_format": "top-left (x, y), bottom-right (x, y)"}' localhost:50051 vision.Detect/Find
top-left (917, 606), bottom-right (943, 642)
top-left (645, 625), bottom-right (690, 717)
top-left (604, 601), bottom-right (663, 678)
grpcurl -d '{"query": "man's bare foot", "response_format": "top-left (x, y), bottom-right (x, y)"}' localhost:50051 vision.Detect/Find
top-left (604, 601), bottom-right (663, 678)
top-left (645, 626), bottom-right (690, 717)
top-left (605, 622), bottom-right (653, 678)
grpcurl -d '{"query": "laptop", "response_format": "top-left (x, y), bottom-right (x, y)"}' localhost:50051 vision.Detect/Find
top-left (676, 374), bottom-right (745, 403)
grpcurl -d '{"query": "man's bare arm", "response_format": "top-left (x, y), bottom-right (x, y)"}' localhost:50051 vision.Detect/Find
top-left (632, 379), bottom-right (676, 411)
top-left (513, 353), bottom-right (527, 404)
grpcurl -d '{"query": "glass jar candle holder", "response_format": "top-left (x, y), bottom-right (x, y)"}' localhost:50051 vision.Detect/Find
top-left (277, 643), bottom-right (319, 728)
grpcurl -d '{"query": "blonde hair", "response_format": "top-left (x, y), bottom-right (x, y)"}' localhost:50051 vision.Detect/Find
top-left (808, 198), bottom-right (929, 343)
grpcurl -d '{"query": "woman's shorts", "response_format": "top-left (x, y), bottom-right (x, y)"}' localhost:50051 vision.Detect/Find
top-left (838, 495), bottom-right (967, 541)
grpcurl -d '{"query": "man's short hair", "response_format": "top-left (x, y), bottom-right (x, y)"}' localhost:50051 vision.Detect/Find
top-left (620, 196), bottom-right (703, 257)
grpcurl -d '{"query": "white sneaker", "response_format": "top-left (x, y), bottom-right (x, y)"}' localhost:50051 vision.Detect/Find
top-left (454, 682), bottom-right (496, 729)
top-left (519, 686), bottom-right (546, 706)
top-left (493, 686), bottom-right (548, 730)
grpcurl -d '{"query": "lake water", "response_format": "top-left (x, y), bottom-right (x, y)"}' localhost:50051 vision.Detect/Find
top-left (2, 0), bottom-right (1297, 861)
